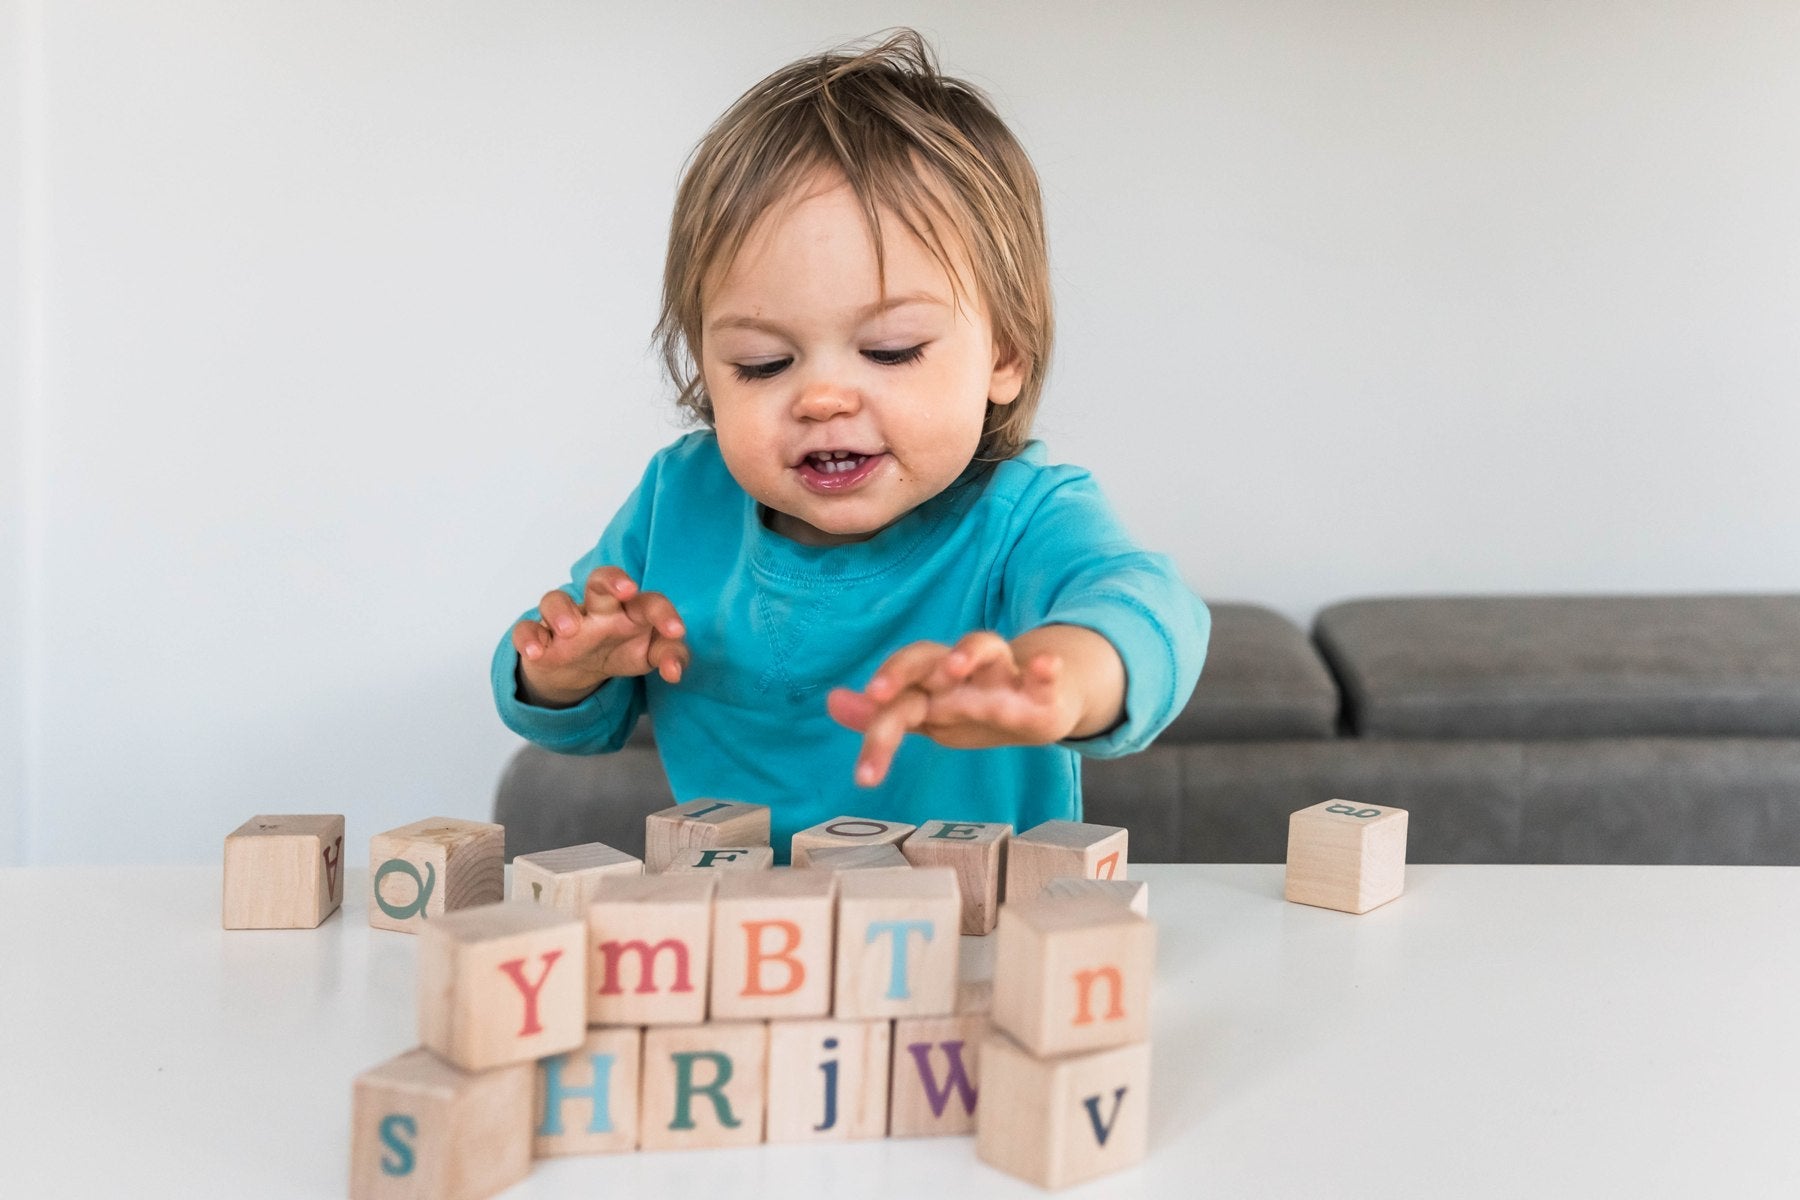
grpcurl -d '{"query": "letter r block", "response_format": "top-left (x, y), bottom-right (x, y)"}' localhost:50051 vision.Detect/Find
top-left (368, 817), bottom-right (504, 934)
top-left (587, 873), bottom-right (717, 1026)
top-left (350, 1047), bottom-right (532, 1200)
top-left (639, 1021), bottom-right (768, 1152)
top-left (644, 798), bottom-right (771, 872)
top-left (833, 867), bottom-right (961, 1019)
top-left (1004, 820), bottom-right (1128, 907)
top-left (709, 868), bottom-right (837, 1020)
top-left (1285, 800), bottom-right (1409, 914)
top-left (975, 1032), bottom-right (1150, 1191)
top-left (991, 895), bottom-right (1154, 1058)
top-left (222, 813), bottom-right (345, 929)
top-left (418, 900), bottom-right (587, 1072)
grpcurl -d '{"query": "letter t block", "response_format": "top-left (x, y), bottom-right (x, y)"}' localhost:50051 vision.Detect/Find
top-left (350, 1047), bottom-right (532, 1200)
top-left (833, 867), bottom-right (961, 1019)
top-left (418, 901), bottom-right (587, 1072)
top-left (1285, 799), bottom-right (1409, 914)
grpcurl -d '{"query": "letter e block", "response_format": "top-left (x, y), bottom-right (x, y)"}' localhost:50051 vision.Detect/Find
top-left (640, 1022), bottom-right (768, 1152)
top-left (975, 1032), bottom-right (1150, 1190)
top-left (664, 845), bottom-right (775, 872)
top-left (991, 896), bottom-right (1154, 1058)
top-left (1005, 820), bottom-right (1127, 905)
top-left (833, 867), bottom-right (960, 1019)
top-left (534, 1026), bottom-right (642, 1157)
top-left (588, 873), bottom-right (717, 1025)
top-left (419, 901), bottom-right (587, 1072)
top-left (902, 820), bottom-right (1010, 934)
top-left (350, 1047), bottom-right (532, 1200)
top-left (765, 1018), bottom-right (890, 1143)
top-left (709, 869), bottom-right (837, 1020)
top-left (890, 984), bottom-right (990, 1137)
top-left (791, 815), bottom-right (916, 866)
top-left (513, 841), bottom-right (642, 919)
top-left (1285, 800), bottom-right (1409, 914)
top-left (644, 799), bottom-right (770, 872)
top-left (222, 814), bottom-right (345, 929)
top-left (369, 818), bottom-right (504, 934)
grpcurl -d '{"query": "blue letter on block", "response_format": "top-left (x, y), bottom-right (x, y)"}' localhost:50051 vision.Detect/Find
top-left (378, 1114), bottom-right (417, 1176)
top-left (866, 919), bottom-right (934, 1000)
top-left (538, 1054), bottom-right (615, 1136)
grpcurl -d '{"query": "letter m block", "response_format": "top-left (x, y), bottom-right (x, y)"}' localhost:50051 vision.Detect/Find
top-left (588, 873), bottom-right (718, 1026)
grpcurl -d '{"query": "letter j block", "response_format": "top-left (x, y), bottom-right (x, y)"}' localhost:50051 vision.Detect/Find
top-left (350, 1047), bottom-right (532, 1200)
top-left (368, 817), bottom-right (504, 934)
top-left (1285, 800), bottom-right (1409, 914)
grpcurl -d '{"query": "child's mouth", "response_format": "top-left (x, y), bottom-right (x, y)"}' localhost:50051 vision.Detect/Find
top-left (795, 450), bottom-right (885, 493)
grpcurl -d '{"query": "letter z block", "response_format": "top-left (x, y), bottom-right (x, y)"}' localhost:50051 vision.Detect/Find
top-left (901, 820), bottom-right (1011, 934)
top-left (833, 867), bottom-right (960, 1019)
top-left (975, 1032), bottom-right (1150, 1190)
top-left (640, 1021), bottom-right (768, 1152)
top-left (588, 873), bottom-right (717, 1025)
top-left (1285, 800), bottom-right (1409, 914)
top-left (368, 817), bottom-right (504, 934)
top-left (991, 895), bottom-right (1154, 1058)
top-left (709, 868), bottom-right (837, 1020)
top-left (534, 1026), bottom-right (643, 1157)
top-left (222, 813), bottom-right (345, 929)
top-left (418, 901), bottom-right (587, 1072)
top-left (644, 799), bottom-right (770, 872)
top-left (350, 1047), bottom-right (532, 1200)
top-left (765, 1018), bottom-right (890, 1143)
top-left (512, 841), bottom-right (642, 919)
top-left (791, 815), bottom-right (916, 866)
top-left (1004, 820), bottom-right (1127, 906)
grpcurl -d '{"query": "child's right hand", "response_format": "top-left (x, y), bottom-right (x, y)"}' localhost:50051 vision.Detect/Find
top-left (511, 566), bottom-right (690, 708)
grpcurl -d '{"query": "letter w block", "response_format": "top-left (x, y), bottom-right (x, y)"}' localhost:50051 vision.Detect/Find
top-left (588, 873), bottom-right (718, 1026)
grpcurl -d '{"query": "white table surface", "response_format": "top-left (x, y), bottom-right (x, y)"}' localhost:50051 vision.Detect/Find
top-left (3, 863), bottom-right (1797, 1198)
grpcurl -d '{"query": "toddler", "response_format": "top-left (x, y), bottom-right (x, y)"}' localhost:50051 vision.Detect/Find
top-left (492, 29), bottom-right (1210, 857)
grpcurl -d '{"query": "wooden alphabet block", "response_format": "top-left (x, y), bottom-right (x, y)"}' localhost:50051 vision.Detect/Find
top-left (350, 1047), bottom-right (532, 1200)
top-left (587, 873), bottom-right (717, 1026)
top-left (889, 982), bottom-right (991, 1137)
top-left (764, 1018), bottom-right (891, 1143)
top-left (1004, 820), bottom-right (1127, 907)
top-left (418, 900), bottom-right (587, 1072)
top-left (901, 820), bottom-right (1010, 934)
top-left (833, 867), bottom-right (960, 1019)
top-left (644, 799), bottom-right (770, 873)
top-left (663, 845), bottom-right (775, 872)
top-left (1039, 876), bottom-right (1150, 917)
top-left (639, 1021), bottom-right (768, 1152)
top-left (975, 1032), bottom-right (1151, 1190)
top-left (991, 895), bottom-right (1154, 1058)
top-left (803, 843), bottom-right (911, 872)
top-left (708, 869), bottom-right (837, 1021)
top-left (368, 817), bottom-right (504, 934)
top-left (222, 814), bottom-right (345, 929)
top-left (790, 814), bottom-right (916, 866)
top-left (533, 1026), bottom-right (642, 1158)
top-left (512, 841), bottom-right (642, 918)
top-left (1285, 799), bottom-right (1409, 914)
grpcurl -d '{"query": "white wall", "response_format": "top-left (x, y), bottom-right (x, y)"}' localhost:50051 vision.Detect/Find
top-left (6, 2), bottom-right (1798, 865)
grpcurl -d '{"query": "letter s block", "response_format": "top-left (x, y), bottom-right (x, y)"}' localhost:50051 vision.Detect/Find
top-left (368, 817), bottom-right (503, 934)
top-left (991, 895), bottom-right (1154, 1058)
top-left (418, 900), bottom-right (587, 1072)
top-left (350, 1047), bottom-right (532, 1200)
top-left (975, 1031), bottom-right (1150, 1191)
top-left (833, 867), bottom-right (961, 1019)
top-left (709, 868), bottom-right (837, 1020)
top-left (588, 873), bottom-right (717, 1026)
top-left (222, 813), bottom-right (345, 929)
top-left (1285, 799), bottom-right (1409, 914)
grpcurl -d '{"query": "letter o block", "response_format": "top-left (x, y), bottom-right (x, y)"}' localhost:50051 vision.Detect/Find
top-left (350, 1047), bottom-right (532, 1200)
top-left (991, 896), bottom-right (1154, 1058)
top-left (1284, 800), bottom-right (1409, 914)
top-left (790, 815), bottom-right (916, 867)
top-left (418, 901), bottom-right (587, 1072)
top-left (368, 818), bottom-right (503, 934)
top-left (975, 1032), bottom-right (1150, 1190)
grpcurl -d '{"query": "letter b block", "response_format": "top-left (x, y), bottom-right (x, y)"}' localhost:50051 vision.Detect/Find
top-left (350, 1047), bottom-right (532, 1200)
top-left (1285, 800), bottom-right (1409, 914)
top-left (222, 814), bottom-right (345, 929)
top-left (418, 901), bottom-right (587, 1072)
top-left (588, 873), bottom-right (717, 1026)
top-left (833, 867), bottom-right (961, 1019)
top-left (975, 1032), bottom-right (1150, 1190)
top-left (368, 818), bottom-right (504, 934)
top-left (991, 895), bottom-right (1154, 1058)
top-left (709, 869), bottom-right (837, 1020)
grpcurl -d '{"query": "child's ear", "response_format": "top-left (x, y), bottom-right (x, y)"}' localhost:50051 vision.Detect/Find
top-left (989, 341), bottom-right (1026, 407)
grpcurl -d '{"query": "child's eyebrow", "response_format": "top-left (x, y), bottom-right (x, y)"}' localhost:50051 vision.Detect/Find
top-left (708, 292), bottom-right (946, 337)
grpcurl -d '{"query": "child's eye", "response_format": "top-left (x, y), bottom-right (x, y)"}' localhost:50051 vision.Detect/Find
top-left (730, 344), bottom-right (927, 384)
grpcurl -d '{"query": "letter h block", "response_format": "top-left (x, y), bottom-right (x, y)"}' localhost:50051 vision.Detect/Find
top-left (368, 817), bottom-right (504, 934)
top-left (975, 1033), bottom-right (1151, 1190)
top-left (901, 819), bottom-right (1011, 934)
top-left (991, 895), bottom-right (1154, 1058)
top-left (588, 873), bottom-right (717, 1025)
top-left (644, 799), bottom-right (770, 873)
top-left (350, 1047), bottom-right (532, 1200)
top-left (1285, 799), bottom-right (1409, 914)
top-left (418, 901), bottom-right (587, 1072)
top-left (1004, 819), bottom-right (1127, 907)
top-left (534, 1027), bottom-right (643, 1157)
top-left (709, 869), bottom-right (837, 1020)
top-left (833, 867), bottom-right (961, 1019)
top-left (222, 813), bottom-right (345, 929)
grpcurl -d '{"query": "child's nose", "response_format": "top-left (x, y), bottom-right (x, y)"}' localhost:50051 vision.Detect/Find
top-left (792, 379), bottom-right (861, 420)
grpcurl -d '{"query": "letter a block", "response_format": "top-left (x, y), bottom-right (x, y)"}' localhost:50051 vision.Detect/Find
top-left (1285, 800), bottom-right (1409, 914)
top-left (901, 820), bottom-right (1011, 934)
top-left (533, 1026), bottom-right (643, 1157)
top-left (588, 873), bottom-right (717, 1026)
top-left (709, 869), bottom-right (837, 1020)
top-left (833, 867), bottom-right (961, 1019)
top-left (512, 841), bottom-right (642, 919)
top-left (975, 1032), bottom-right (1150, 1190)
top-left (664, 845), bottom-right (775, 872)
top-left (640, 1022), bottom-right (769, 1152)
top-left (991, 896), bottom-right (1154, 1058)
top-left (890, 985), bottom-right (991, 1137)
top-left (644, 799), bottom-right (770, 873)
top-left (369, 817), bottom-right (503, 934)
top-left (222, 814), bottom-right (345, 929)
top-left (419, 901), bottom-right (587, 1072)
top-left (765, 1018), bottom-right (891, 1143)
top-left (790, 815), bottom-right (916, 866)
top-left (350, 1047), bottom-right (532, 1200)
top-left (1004, 820), bottom-right (1127, 907)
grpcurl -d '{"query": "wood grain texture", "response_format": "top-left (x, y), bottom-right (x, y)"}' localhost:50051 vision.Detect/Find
top-left (790, 815), bottom-right (916, 867)
top-left (350, 1047), bottom-right (532, 1200)
top-left (533, 1026), bottom-right (642, 1157)
top-left (644, 800), bottom-right (770, 872)
top-left (222, 814), bottom-right (344, 929)
top-left (512, 841), bottom-right (642, 919)
top-left (639, 1022), bottom-right (768, 1152)
top-left (417, 901), bottom-right (587, 1072)
top-left (1004, 820), bottom-right (1128, 910)
top-left (1284, 800), bottom-right (1409, 914)
top-left (975, 1031), bottom-right (1151, 1190)
top-left (901, 820), bottom-right (1010, 934)
top-left (587, 872), bottom-right (717, 1025)
top-left (991, 895), bottom-right (1154, 1058)
top-left (764, 1018), bottom-right (890, 1143)
top-left (367, 818), bottom-right (504, 934)
top-left (832, 867), bottom-right (961, 1020)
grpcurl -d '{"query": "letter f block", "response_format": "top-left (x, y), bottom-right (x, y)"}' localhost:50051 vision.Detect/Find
top-left (350, 1047), bottom-right (532, 1200)
top-left (833, 867), bottom-right (960, 1019)
top-left (991, 895), bottom-right (1154, 1058)
top-left (644, 798), bottom-right (770, 872)
top-left (587, 873), bottom-right (717, 1026)
top-left (418, 900), bottom-right (587, 1072)
top-left (709, 869), bottom-right (838, 1020)
top-left (368, 817), bottom-right (504, 934)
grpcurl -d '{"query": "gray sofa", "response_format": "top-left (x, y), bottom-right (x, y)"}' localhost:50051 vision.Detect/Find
top-left (493, 594), bottom-right (1800, 866)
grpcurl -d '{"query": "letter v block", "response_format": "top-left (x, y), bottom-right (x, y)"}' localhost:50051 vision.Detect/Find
top-left (709, 869), bottom-right (837, 1020)
top-left (534, 1026), bottom-right (643, 1157)
top-left (512, 841), bottom-right (642, 919)
top-left (222, 813), bottom-right (345, 929)
top-left (901, 820), bottom-right (1011, 934)
top-left (640, 1021), bottom-right (768, 1152)
top-left (350, 1047), bottom-right (532, 1200)
top-left (1004, 819), bottom-right (1127, 907)
top-left (975, 1032), bottom-right (1151, 1190)
top-left (991, 895), bottom-right (1154, 1057)
top-left (588, 873), bottom-right (717, 1026)
top-left (1285, 799), bottom-right (1409, 914)
top-left (765, 1018), bottom-right (890, 1143)
top-left (833, 867), bottom-right (961, 1019)
top-left (418, 900), bottom-right (587, 1072)
top-left (644, 798), bottom-right (770, 873)
top-left (889, 982), bottom-right (991, 1137)
top-left (368, 817), bottom-right (504, 934)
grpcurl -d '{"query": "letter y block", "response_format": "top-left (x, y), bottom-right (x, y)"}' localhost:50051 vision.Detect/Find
top-left (418, 900), bottom-right (587, 1072)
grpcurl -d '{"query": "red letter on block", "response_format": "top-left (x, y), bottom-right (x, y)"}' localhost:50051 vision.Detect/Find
top-left (497, 950), bottom-right (565, 1037)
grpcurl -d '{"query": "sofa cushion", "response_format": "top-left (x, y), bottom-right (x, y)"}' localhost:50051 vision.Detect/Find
top-left (1315, 594), bottom-right (1800, 738)
top-left (1162, 602), bottom-right (1339, 741)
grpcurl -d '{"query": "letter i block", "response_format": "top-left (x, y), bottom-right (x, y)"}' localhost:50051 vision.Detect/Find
top-left (512, 841), bottom-right (642, 919)
top-left (1285, 799), bottom-right (1409, 913)
top-left (991, 895), bottom-right (1154, 1058)
top-left (350, 1047), bottom-right (532, 1200)
top-left (765, 1018), bottom-right (890, 1143)
top-left (833, 867), bottom-right (961, 1019)
top-left (1004, 820), bottom-right (1127, 906)
top-left (369, 817), bottom-right (504, 934)
top-left (901, 820), bottom-right (1011, 934)
top-left (790, 815), bottom-right (916, 866)
top-left (419, 901), bottom-right (587, 1072)
top-left (664, 845), bottom-right (776, 872)
top-left (534, 1026), bottom-right (643, 1157)
top-left (588, 873), bottom-right (717, 1026)
top-left (709, 869), bottom-right (837, 1020)
top-left (975, 1032), bottom-right (1150, 1190)
top-left (222, 814), bottom-right (345, 929)
top-left (644, 798), bottom-right (770, 872)
top-left (640, 1021), bottom-right (768, 1152)
top-left (890, 982), bottom-right (992, 1137)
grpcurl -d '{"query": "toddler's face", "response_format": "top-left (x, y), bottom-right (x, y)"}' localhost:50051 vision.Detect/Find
top-left (701, 169), bottom-right (1024, 547)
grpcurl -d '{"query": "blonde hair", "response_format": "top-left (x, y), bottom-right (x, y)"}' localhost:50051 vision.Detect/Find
top-left (653, 28), bottom-right (1053, 463)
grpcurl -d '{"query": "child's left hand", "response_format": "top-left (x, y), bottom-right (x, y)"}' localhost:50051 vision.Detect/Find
top-left (826, 631), bottom-right (1084, 788)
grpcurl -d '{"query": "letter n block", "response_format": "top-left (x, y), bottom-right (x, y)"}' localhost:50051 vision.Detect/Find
top-left (975, 1032), bottom-right (1150, 1190)
top-left (534, 1026), bottom-right (642, 1157)
top-left (222, 814), bottom-right (345, 929)
top-left (640, 1021), bottom-right (768, 1152)
top-left (664, 845), bottom-right (775, 872)
top-left (901, 820), bottom-right (1011, 934)
top-left (587, 873), bottom-right (716, 1025)
top-left (350, 1047), bottom-right (532, 1200)
top-left (512, 841), bottom-right (642, 919)
top-left (1285, 799), bottom-right (1409, 914)
top-left (418, 901), bottom-right (587, 1072)
top-left (709, 869), bottom-right (837, 1020)
top-left (644, 798), bottom-right (770, 872)
top-left (890, 983), bottom-right (991, 1137)
top-left (790, 814), bottom-right (916, 866)
top-left (1004, 820), bottom-right (1127, 906)
top-left (833, 867), bottom-right (960, 1019)
top-left (368, 817), bottom-right (503, 934)
top-left (991, 895), bottom-right (1154, 1058)
top-left (765, 1018), bottom-right (890, 1143)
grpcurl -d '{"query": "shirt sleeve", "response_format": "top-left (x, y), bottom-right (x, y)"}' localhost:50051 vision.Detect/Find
top-left (999, 470), bottom-right (1211, 760)
top-left (488, 452), bottom-right (663, 755)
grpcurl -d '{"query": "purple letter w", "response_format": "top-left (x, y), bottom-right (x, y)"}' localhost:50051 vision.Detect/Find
top-left (905, 1041), bottom-right (978, 1118)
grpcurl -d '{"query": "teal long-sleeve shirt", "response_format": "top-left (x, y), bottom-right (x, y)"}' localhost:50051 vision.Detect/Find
top-left (491, 432), bottom-right (1209, 858)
